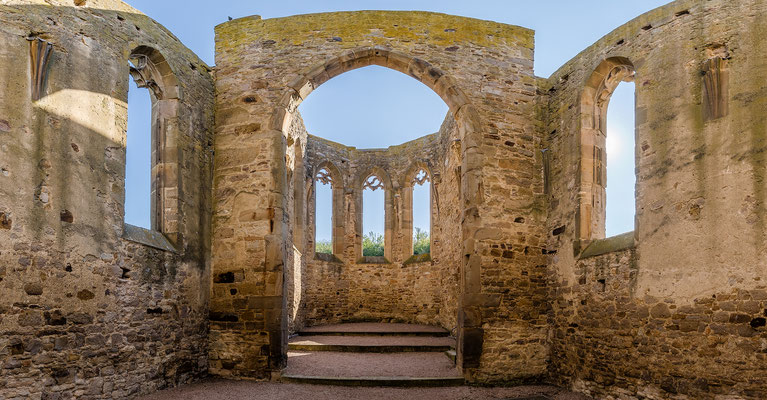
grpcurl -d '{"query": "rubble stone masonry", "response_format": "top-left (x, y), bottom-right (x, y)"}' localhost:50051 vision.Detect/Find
top-left (543, 0), bottom-right (767, 398)
top-left (1, 0), bottom-right (766, 399)
top-left (0, 0), bottom-right (214, 398)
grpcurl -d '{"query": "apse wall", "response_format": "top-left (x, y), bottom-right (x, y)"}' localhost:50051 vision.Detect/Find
top-left (297, 113), bottom-right (461, 332)
top-left (543, 0), bottom-right (767, 398)
top-left (0, 1), bottom-right (215, 398)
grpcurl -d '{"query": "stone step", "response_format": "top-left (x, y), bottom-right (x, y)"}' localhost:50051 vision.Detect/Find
top-left (298, 322), bottom-right (450, 337)
top-left (280, 374), bottom-right (465, 387)
top-left (288, 335), bottom-right (455, 353)
top-left (283, 351), bottom-right (462, 387)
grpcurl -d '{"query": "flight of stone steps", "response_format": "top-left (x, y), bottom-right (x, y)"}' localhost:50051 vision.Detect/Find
top-left (281, 322), bottom-right (463, 387)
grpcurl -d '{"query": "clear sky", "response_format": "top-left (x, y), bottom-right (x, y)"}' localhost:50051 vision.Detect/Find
top-left (123, 0), bottom-right (669, 238)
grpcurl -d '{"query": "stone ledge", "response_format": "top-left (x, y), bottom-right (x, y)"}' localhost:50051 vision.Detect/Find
top-left (356, 256), bottom-right (391, 264)
top-left (122, 223), bottom-right (177, 252)
top-left (403, 253), bottom-right (432, 265)
top-left (315, 252), bottom-right (343, 263)
top-left (578, 231), bottom-right (635, 259)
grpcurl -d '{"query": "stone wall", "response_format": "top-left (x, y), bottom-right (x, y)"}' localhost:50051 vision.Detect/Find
top-left (211, 11), bottom-right (542, 381)
top-left (543, 0), bottom-right (767, 398)
top-left (0, 1), bottom-right (214, 398)
top-left (4, 1), bottom-right (765, 398)
top-left (297, 113), bottom-right (458, 331)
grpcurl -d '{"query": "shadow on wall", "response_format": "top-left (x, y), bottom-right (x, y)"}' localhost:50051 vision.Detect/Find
top-left (0, 2), bottom-right (214, 398)
top-left (0, 2), bottom-right (213, 251)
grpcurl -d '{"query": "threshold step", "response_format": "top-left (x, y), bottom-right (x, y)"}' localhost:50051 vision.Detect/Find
top-left (288, 335), bottom-right (455, 353)
top-left (280, 374), bottom-right (465, 387)
top-left (298, 322), bottom-right (449, 337)
top-left (285, 351), bottom-right (461, 380)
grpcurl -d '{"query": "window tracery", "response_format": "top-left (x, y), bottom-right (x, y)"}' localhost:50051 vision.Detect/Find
top-left (363, 174), bottom-right (384, 191)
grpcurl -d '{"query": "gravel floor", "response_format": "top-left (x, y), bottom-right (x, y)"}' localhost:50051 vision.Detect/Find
top-left (138, 378), bottom-right (593, 400)
top-left (284, 351), bottom-right (462, 377)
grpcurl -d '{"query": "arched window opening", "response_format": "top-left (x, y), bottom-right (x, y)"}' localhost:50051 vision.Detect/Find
top-left (605, 81), bottom-right (636, 237)
top-left (314, 167), bottom-right (333, 254)
top-left (578, 58), bottom-right (636, 241)
top-left (362, 174), bottom-right (385, 257)
top-left (124, 64), bottom-right (152, 229)
top-left (412, 169), bottom-right (431, 255)
top-left (122, 47), bottom-right (181, 246)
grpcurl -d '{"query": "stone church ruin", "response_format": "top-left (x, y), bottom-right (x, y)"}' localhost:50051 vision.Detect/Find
top-left (0, 0), bottom-right (765, 398)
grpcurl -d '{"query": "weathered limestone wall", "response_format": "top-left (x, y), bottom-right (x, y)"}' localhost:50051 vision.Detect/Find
top-left (284, 111), bottom-right (308, 335)
top-left (0, 1), bottom-right (214, 398)
top-left (298, 114), bottom-right (457, 331)
top-left (543, 0), bottom-right (767, 398)
top-left (212, 11), bottom-right (542, 381)
top-left (432, 114), bottom-right (461, 333)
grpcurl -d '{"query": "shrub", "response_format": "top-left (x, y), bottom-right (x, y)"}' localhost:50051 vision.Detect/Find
top-left (362, 231), bottom-right (384, 256)
top-left (413, 227), bottom-right (430, 255)
top-left (315, 239), bottom-right (332, 254)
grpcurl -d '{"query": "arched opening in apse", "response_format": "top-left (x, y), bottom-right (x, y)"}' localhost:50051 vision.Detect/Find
top-left (124, 74), bottom-right (151, 229)
top-left (314, 167), bottom-right (333, 254)
top-left (605, 81), bottom-right (636, 237)
top-left (362, 174), bottom-right (385, 257)
top-left (412, 169), bottom-right (431, 255)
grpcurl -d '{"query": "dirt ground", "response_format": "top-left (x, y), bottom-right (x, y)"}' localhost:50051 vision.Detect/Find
top-left (138, 378), bottom-right (593, 400)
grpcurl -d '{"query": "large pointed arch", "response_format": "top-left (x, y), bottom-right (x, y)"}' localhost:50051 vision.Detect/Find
top-left (260, 45), bottom-right (486, 374)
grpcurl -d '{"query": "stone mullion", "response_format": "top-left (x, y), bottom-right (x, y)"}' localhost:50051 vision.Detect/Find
top-left (332, 184), bottom-right (345, 257)
top-left (401, 185), bottom-right (414, 260)
top-left (353, 187), bottom-right (363, 260)
top-left (383, 187), bottom-right (394, 262)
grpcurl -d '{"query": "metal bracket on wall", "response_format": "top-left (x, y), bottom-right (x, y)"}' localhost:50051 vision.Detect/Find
top-left (28, 38), bottom-right (53, 101)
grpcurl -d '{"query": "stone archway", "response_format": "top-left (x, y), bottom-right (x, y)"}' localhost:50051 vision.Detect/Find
top-left (268, 46), bottom-right (484, 373)
top-left (210, 12), bottom-right (540, 383)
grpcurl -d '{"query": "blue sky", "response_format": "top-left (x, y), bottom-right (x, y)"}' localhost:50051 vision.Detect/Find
top-left (124, 0), bottom-right (669, 239)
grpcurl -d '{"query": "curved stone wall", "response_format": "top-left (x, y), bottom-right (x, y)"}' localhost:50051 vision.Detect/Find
top-left (296, 113), bottom-right (459, 331)
top-left (0, 1), bottom-right (214, 398)
top-left (543, 0), bottom-right (767, 397)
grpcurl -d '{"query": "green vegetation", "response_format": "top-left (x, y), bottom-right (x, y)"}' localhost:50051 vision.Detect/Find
top-left (317, 229), bottom-right (430, 256)
top-left (362, 231), bottom-right (384, 256)
top-left (315, 239), bottom-right (332, 254)
top-left (413, 227), bottom-right (430, 255)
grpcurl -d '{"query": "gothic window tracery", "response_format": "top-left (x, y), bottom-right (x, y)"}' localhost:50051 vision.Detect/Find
top-left (316, 167), bottom-right (333, 186)
top-left (412, 169), bottom-right (430, 186)
top-left (363, 174), bottom-right (384, 191)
